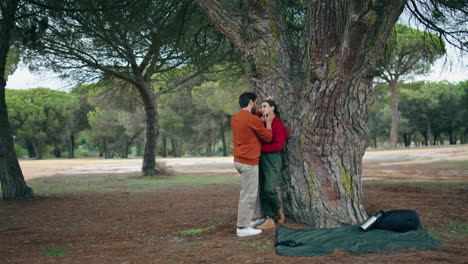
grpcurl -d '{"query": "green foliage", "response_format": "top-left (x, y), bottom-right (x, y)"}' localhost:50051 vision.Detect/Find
top-left (369, 80), bottom-right (468, 146)
top-left (14, 144), bottom-right (26, 158)
top-left (4, 45), bottom-right (21, 79)
top-left (368, 83), bottom-right (392, 147)
top-left (381, 24), bottom-right (446, 80)
top-left (83, 79), bottom-right (145, 158)
top-left (6, 88), bottom-right (79, 158)
top-left (192, 65), bottom-right (247, 116)
top-left (399, 81), bottom-right (466, 143)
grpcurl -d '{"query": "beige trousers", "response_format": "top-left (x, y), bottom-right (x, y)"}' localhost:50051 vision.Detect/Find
top-left (235, 162), bottom-right (262, 227)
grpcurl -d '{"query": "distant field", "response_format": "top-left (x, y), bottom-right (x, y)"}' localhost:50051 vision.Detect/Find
top-left (18, 145), bottom-right (468, 182)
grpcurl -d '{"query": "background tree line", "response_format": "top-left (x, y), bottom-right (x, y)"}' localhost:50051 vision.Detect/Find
top-left (6, 64), bottom-right (247, 159)
top-left (369, 80), bottom-right (468, 148)
top-left (7, 78), bottom-right (466, 160)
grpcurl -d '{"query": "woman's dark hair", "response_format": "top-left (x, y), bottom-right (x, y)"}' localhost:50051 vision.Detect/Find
top-left (239, 92), bottom-right (257, 108)
top-left (263, 100), bottom-right (281, 118)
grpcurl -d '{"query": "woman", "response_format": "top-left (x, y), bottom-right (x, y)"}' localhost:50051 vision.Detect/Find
top-left (256, 98), bottom-right (287, 230)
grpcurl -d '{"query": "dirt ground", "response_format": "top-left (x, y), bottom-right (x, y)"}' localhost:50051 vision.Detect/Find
top-left (1, 146), bottom-right (467, 263)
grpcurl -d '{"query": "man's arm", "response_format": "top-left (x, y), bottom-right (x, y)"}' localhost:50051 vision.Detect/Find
top-left (250, 115), bottom-right (273, 143)
top-left (261, 120), bottom-right (287, 152)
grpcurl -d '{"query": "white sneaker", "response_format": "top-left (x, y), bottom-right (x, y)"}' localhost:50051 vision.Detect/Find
top-left (249, 218), bottom-right (266, 228)
top-left (236, 227), bottom-right (262, 237)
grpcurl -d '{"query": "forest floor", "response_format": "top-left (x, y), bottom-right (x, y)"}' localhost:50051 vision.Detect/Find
top-left (1, 145), bottom-right (467, 263)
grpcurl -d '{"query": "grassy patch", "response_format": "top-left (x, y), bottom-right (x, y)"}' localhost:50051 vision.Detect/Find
top-left (417, 161), bottom-right (468, 169)
top-left (176, 225), bottom-right (217, 237)
top-left (425, 222), bottom-right (468, 242)
top-left (45, 248), bottom-right (65, 257)
top-left (27, 174), bottom-right (238, 195)
top-left (179, 241), bottom-right (207, 247)
top-left (239, 240), bottom-right (274, 250)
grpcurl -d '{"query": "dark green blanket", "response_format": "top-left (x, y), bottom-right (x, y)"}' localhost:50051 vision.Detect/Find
top-left (275, 225), bottom-right (441, 257)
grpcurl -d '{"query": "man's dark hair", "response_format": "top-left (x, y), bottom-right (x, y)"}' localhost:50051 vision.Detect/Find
top-left (239, 92), bottom-right (257, 108)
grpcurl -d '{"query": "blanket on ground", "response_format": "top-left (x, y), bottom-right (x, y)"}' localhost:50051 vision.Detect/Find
top-left (275, 225), bottom-right (441, 257)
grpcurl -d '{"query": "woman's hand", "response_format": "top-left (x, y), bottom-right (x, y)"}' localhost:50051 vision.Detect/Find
top-left (264, 109), bottom-right (275, 126)
top-left (262, 108), bottom-right (275, 117)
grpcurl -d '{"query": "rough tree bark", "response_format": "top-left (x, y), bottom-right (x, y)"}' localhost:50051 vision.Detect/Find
top-left (197, 0), bottom-right (406, 227)
top-left (0, 0), bottom-right (34, 200)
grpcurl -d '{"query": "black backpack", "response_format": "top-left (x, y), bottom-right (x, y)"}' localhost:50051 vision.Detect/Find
top-left (374, 210), bottom-right (420, 232)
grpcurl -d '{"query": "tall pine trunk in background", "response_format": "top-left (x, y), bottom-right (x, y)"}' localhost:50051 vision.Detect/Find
top-left (198, 0), bottom-right (406, 227)
top-left (171, 137), bottom-right (178, 157)
top-left (136, 81), bottom-right (159, 176)
top-left (0, 0), bottom-right (34, 200)
top-left (220, 119), bottom-right (227, 157)
top-left (162, 137), bottom-right (168, 157)
top-left (68, 135), bottom-right (75, 158)
top-left (389, 79), bottom-right (400, 147)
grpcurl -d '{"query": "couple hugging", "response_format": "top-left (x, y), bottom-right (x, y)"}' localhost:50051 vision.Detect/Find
top-left (231, 92), bottom-right (287, 237)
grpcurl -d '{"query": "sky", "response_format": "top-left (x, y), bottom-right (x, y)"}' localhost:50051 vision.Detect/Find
top-left (5, 11), bottom-right (467, 92)
top-left (6, 52), bottom-right (466, 91)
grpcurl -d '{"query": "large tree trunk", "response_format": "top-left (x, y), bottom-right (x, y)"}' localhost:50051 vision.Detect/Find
top-left (389, 79), bottom-right (400, 148)
top-left (198, 0), bottom-right (406, 227)
top-left (0, 0), bottom-right (34, 200)
top-left (136, 81), bottom-right (158, 176)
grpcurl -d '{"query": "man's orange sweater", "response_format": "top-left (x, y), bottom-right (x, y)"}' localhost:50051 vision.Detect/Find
top-left (231, 110), bottom-right (272, 165)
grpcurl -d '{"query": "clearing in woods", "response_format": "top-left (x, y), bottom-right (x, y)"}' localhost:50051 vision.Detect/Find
top-left (1, 145), bottom-right (467, 263)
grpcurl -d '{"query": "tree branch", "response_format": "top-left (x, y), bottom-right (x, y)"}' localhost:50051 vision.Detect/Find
top-left (155, 69), bottom-right (204, 98)
top-left (195, 0), bottom-right (244, 46)
top-left (406, 0), bottom-right (467, 52)
top-left (43, 41), bottom-right (138, 86)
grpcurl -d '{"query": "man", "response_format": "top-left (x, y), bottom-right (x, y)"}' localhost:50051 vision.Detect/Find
top-left (231, 92), bottom-right (274, 237)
